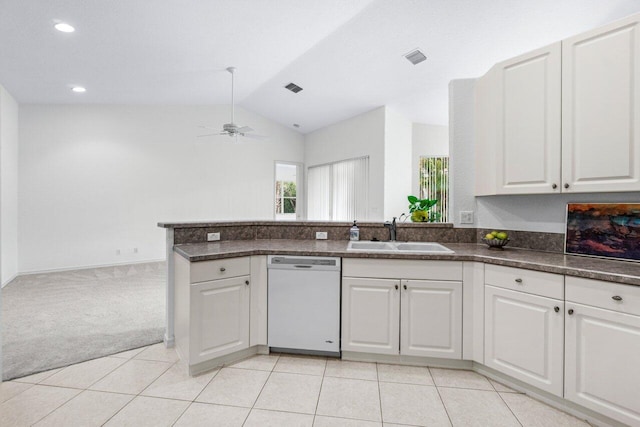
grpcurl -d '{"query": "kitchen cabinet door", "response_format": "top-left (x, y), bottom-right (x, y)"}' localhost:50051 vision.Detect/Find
top-left (565, 303), bottom-right (640, 426)
top-left (342, 277), bottom-right (400, 355)
top-left (485, 285), bottom-right (564, 396)
top-left (400, 279), bottom-right (462, 359)
top-left (562, 14), bottom-right (640, 193)
top-left (495, 43), bottom-right (562, 194)
top-left (189, 275), bottom-right (250, 365)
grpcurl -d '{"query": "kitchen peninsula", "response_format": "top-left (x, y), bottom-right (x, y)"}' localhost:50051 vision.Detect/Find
top-left (158, 220), bottom-right (640, 427)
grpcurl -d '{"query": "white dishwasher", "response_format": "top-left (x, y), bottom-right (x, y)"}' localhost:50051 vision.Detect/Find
top-left (267, 255), bottom-right (341, 356)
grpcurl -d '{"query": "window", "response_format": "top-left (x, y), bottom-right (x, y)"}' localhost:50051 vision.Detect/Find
top-left (275, 162), bottom-right (302, 220)
top-left (307, 156), bottom-right (369, 221)
top-left (419, 156), bottom-right (449, 222)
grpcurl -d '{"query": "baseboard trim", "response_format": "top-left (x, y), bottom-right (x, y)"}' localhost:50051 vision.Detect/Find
top-left (15, 258), bottom-right (166, 277)
top-left (1, 273), bottom-right (18, 288)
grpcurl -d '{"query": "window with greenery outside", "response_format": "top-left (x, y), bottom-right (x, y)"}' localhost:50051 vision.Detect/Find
top-left (419, 156), bottom-right (449, 222)
top-left (275, 180), bottom-right (297, 215)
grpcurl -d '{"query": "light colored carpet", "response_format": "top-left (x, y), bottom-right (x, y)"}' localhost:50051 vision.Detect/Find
top-left (1, 261), bottom-right (166, 380)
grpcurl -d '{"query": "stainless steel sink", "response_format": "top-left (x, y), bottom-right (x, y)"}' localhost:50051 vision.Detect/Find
top-left (347, 241), bottom-right (454, 253)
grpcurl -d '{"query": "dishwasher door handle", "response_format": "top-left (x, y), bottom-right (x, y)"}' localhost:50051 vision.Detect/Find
top-left (293, 265), bottom-right (313, 268)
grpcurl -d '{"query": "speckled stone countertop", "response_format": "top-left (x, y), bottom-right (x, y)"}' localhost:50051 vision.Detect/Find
top-left (174, 240), bottom-right (640, 287)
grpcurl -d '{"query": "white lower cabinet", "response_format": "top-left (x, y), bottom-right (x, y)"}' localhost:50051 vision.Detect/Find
top-left (401, 279), bottom-right (462, 358)
top-left (565, 276), bottom-right (640, 426)
top-left (341, 278), bottom-right (399, 354)
top-left (341, 259), bottom-right (463, 359)
top-left (190, 275), bottom-right (250, 365)
top-left (174, 254), bottom-right (261, 370)
top-left (484, 285), bottom-right (564, 396)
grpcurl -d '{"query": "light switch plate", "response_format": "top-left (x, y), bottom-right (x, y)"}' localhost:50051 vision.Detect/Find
top-left (460, 211), bottom-right (474, 224)
top-left (207, 232), bottom-right (221, 241)
top-left (316, 231), bottom-right (328, 240)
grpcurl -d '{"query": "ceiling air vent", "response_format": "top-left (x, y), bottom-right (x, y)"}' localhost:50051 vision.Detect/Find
top-left (404, 49), bottom-right (427, 65)
top-left (285, 82), bottom-right (303, 93)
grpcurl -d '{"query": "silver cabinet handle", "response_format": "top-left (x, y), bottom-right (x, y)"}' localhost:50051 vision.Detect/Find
top-left (552, 183), bottom-right (557, 189)
top-left (554, 306), bottom-right (560, 313)
top-left (612, 295), bottom-right (623, 301)
top-left (515, 278), bottom-right (523, 283)
top-left (220, 267), bottom-right (226, 272)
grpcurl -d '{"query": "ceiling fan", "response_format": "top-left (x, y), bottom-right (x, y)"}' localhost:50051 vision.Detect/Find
top-left (198, 67), bottom-right (266, 140)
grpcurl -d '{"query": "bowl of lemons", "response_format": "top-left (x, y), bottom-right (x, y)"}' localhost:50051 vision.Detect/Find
top-left (482, 230), bottom-right (509, 249)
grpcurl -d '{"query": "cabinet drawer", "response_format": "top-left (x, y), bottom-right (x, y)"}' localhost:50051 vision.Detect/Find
top-left (566, 276), bottom-right (640, 316)
top-left (485, 265), bottom-right (563, 299)
top-left (190, 257), bottom-right (250, 283)
top-left (343, 259), bottom-right (462, 281)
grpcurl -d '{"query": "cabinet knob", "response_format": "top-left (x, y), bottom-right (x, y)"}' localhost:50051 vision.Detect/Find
top-left (514, 278), bottom-right (523, 283)
top-left (612, 295), bottom-right (623, 301)
top-left (403, 284), bottom-right (407, 290)
top-left (552, 183), bottom-right (557, 189)
top-left (554, 306), bottom-right (560, 313)
top-left (568, 308), bottom-right (574, 315)
top-left (220, 267), bottom-right (226, 272)
top-left (395, 284), bottom-right (399, 290)
top-left (564, 183), bottom-right (570, 189)
top-left (245, 280), bottom-right (250, 286)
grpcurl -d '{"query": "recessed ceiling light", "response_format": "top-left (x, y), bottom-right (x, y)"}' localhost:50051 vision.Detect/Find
top-left (293, 124), bottom-right (300, 128)
top-left (404, 49), bottom-right (427, 65)
top-left (54, 22), bottom-right (75, 33)
top-left (71, 86), bottom-right (86, 93)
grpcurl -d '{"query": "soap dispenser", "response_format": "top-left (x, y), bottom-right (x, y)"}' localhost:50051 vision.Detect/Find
top-left (350, 220), bottom-right (360, 241)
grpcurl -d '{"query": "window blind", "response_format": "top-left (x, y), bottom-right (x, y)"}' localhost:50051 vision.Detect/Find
top-left (419, 156), bottom-right (449, 222)
top-left (307, 156), bottom-right (369, 221)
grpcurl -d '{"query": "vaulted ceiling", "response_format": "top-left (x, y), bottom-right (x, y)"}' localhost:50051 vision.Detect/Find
top-left (2, 0), bottom-right (640, 133)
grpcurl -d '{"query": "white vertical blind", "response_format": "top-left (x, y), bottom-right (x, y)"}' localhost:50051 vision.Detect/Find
top-left (308, 156), bottom-right (369, 221)
top-left (419, 156), bottom-right (449, 222)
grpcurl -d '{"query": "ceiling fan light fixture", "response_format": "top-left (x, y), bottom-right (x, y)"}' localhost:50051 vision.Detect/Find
top-left (285, 83), bottom-right (303, 93)
top-left (404, 49), bottom-right (427, 65)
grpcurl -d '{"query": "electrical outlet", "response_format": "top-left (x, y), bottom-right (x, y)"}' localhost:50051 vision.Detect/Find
top-left (460, 211), bottom-right (474, 224)
top-left (207, 232), bottom-right (221, 241)
top-left (316, 231), bottom-right (328, 240)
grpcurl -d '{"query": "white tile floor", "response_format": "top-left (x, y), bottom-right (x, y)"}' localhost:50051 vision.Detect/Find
top-left (0, 344), bottom-right (592, 427)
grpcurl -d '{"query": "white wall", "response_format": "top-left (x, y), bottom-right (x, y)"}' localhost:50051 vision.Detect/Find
top-left (1, 85), bottom-right (19, 286)
top-left (384, 108), bottom-right (413, 219)
top-left (411, 123), bottom-right (448, 197)
top-left (449, 79), bottom-right (477, 228)
top-left (18, 105), bottom-right (304, 273)
top-left (304, 107), bottom-right (386, 220)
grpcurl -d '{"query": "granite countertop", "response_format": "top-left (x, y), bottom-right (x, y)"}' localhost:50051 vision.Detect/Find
top-left (174, 240), bottom-right (640, 287)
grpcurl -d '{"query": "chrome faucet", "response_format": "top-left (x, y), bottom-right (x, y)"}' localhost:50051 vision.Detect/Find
top-left (384, 217), bottom-right (397, 241)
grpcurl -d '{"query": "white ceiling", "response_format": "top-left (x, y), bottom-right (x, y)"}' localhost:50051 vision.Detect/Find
top-left (2, 0), bottom-right (640, 133)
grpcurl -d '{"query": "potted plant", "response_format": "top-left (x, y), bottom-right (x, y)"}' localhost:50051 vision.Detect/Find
top-left (408, 195), bottom-right (439, 222)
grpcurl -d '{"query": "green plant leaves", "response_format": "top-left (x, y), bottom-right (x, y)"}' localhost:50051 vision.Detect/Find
top-left (407, 195), bottom-right (438, 213)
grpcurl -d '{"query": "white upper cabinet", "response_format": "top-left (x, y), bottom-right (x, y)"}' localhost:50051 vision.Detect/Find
top-left (495, 43), bottom-right (562, 194)
top-left (475, 12), bottom-right (640, 195)
top-left (562, 14), bottom-right (640, 192)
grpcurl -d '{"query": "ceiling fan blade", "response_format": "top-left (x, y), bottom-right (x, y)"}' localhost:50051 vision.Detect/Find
top-left (241, 133), bottom-right (269, 140)
top-left (197, 132), bottom-right (227, 138)
top-left (236, 126), bottom-right (254, 133)
top-left (198, 125), bottom-right (218, 130)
